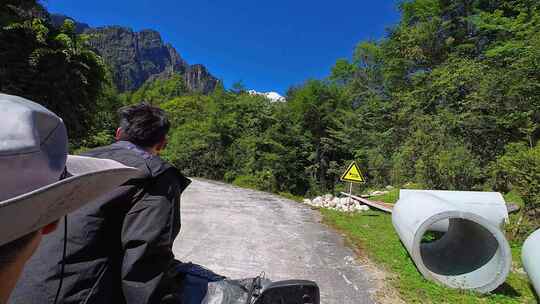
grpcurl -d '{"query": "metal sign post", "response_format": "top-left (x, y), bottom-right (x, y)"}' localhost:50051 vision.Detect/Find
top-left (348, 182), bottom-right (353, 204)
top-left (340, 162), bottom-right (366, 205)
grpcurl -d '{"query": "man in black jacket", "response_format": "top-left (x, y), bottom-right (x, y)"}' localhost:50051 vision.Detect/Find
top-left (10, 103), bottom-right (191, 304)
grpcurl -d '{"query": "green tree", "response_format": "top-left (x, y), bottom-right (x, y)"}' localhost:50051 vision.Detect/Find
top-left (127, 73), bottom-right (187, 105)
top-left (287, 80), bottom-right (349, 192)
top-left (0, 6), bottom-right (106, 142)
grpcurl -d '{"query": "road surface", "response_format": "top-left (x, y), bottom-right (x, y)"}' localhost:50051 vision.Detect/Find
top-left (173, 179), bottom-right (377, 303)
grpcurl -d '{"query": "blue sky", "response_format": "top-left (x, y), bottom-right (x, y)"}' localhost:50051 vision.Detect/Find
top-left (42, 0), bottom-right (401, 94)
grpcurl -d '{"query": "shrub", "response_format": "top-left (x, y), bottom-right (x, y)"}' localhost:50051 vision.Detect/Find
top-left (496, 143), bottom-right (540, 212)
top-left (232, 171), bottom-right (277, 193)
top-left (391, 124), bottom-right (482, 190)
top-left (495, 143), bottom-right (540, 240)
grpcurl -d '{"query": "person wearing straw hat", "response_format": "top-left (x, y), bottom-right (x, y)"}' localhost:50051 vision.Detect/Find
top-left (0, 94), bottom-right (142, 303)
top-left (11, 102), bottom-right (191, 304)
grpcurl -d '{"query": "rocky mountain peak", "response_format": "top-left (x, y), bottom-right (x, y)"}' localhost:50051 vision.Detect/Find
top-left (51, 14), bottom-right (219, 94)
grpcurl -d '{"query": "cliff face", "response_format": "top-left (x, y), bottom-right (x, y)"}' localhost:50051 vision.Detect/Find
top-left (185, 64), bottom-right (219, 93)
top-left (51, 15), bottom-right (219, 93)
top-left (85, 27), bottom-right (219, 93)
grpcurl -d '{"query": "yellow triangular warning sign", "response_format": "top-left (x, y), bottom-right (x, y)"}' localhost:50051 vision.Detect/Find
top-left (340, 162), bottom-right (365, 183)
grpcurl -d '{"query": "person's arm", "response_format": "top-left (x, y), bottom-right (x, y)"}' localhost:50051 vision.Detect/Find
top-left (120, 173), bottom-right (178, 304)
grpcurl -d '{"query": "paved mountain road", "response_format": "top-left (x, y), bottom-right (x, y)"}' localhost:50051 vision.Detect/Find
top-left (172, 179), bottom-right (377, 304)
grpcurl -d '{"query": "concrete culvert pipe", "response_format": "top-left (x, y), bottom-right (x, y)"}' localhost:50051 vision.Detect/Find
top-left (522, 229), bottom-right (540, 296)
top-left (392, 190), bottom-right (511, 293)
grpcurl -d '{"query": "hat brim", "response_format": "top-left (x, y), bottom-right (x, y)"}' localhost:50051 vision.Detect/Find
top-left (0, 155), bottom-right (143, 246)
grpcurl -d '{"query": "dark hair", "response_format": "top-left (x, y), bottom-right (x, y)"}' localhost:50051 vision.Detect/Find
top-left (117, 102), bottom-right (170, 148)
top-left (0, 232), bottom-right (37, 271)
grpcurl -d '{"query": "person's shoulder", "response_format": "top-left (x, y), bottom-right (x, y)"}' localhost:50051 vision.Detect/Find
top-left (81, 142), bottom-right (151, 176)
top-left (80, 143), bottom-right (117, 157)
top-left (81, 141), bottom-right (190, 190)
top-left (151, 157), bottom-right (191, 192)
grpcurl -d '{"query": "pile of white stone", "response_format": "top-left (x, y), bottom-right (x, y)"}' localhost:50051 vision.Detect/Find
top-left (302, 194), bottom-right (370, 213)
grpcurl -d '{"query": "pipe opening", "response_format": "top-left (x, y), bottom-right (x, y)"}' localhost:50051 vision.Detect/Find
top-left (420, 218), bottom-right (499, 276)
top-left (421, 231), bottom-right (446, 244)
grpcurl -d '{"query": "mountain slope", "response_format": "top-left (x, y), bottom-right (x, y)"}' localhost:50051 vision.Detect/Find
top-left (52, 15), bottom-right (219, 93)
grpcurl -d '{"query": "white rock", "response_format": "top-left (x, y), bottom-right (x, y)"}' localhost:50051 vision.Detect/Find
top-left (357, 205), bottom-right (370, 212)
top-left (341, 197), bottom-right (351, 206)
top-left (306, 194), bottom-right (371, 213)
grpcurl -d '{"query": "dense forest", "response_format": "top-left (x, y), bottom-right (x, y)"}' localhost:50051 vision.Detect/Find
top-left (1, 0), bottom-right (539, 237)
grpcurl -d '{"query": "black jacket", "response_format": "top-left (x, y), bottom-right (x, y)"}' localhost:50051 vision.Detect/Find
top-left (10, 141), bottom-right (191, 304)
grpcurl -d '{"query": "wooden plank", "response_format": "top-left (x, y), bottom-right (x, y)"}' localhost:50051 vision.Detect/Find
top-left (340, 192), bottom-right (394, 213)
